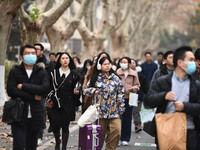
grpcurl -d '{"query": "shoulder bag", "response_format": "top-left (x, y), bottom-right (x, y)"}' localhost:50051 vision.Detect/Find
top-left (2, 98), bottom-right (24, 124)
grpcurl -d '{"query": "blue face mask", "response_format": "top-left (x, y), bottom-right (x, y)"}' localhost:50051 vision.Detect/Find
top-left (183, 61), bottom-right (196, 75)
top-left (24, 55), bottom-right (37, 65)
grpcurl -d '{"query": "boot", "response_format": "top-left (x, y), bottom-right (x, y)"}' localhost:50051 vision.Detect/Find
top-left (53, 131), bottom-right (61, 150)
top-left (62, 132), bottom-right (69, 150)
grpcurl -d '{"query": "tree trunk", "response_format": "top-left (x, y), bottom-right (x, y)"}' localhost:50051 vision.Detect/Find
top-left (0, 0), bottom-right (25, 106)
top-left (46, 27), bottom-right (66, 52)
top-left (81, 38), bottom-right (105, 61)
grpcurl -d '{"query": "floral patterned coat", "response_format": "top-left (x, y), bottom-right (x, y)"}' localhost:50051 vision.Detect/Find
top-left (84, 73), bottom-right (125, 119)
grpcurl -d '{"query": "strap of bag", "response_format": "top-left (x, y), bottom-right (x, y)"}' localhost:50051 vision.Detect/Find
top-left (55, 77), bottom-right (67, 91)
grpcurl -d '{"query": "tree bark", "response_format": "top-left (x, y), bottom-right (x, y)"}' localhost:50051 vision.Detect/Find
top-left (0, 0), bottom-right (25, 105)
top-left (46, 0), bottom-right (91, 53)
top-left (19, 0), bottom-right (74, 44)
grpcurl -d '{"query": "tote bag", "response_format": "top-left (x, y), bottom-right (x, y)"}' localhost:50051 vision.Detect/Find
top-left (155, 112), bottom-right (187, 150)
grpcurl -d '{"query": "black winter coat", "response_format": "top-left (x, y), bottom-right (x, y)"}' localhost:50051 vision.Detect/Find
top-left (145, 72), bottom-right (200, 133)
top-left (137, 71), bottom-right (148, 101)
top-left (7, 63), bottom-right (49, 129)
top-left (50, 69), bottom-right (80, 122)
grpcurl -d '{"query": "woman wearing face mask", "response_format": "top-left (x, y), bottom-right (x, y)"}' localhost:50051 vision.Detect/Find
top-left (84, 57), bottom-right (125, 150)
top-left (80, 59), bottom-right (93, 113)
top-left (49, 52), bottom-right (80, 150)
top-left (116, 57), bottom-right (140, 146)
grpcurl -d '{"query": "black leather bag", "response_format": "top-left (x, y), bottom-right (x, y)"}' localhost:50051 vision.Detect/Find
top-left (143, 117), bottom-right (156, 137)
top-left (2, 98), bottom-right (24, 124)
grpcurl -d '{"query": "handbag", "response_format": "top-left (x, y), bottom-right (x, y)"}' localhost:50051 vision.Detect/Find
top-left (2, 98), bottom-right (24, 124)
top-left (143, 118), bottom-right (156, 137)
top-left (78, 95), bottom-right (99, 127)
top-left (155, 112), bottom-right (187, 150)
top-left (45, 74), bottom-right (68, 108)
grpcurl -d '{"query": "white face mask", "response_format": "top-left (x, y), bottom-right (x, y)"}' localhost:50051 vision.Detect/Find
top-left (120, 63), bottom-right (128, 70)
top-left (86, 65), bottom-right (91, 69)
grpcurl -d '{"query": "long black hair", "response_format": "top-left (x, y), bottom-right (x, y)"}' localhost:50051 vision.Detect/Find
top-left (81, 59), bottom-right (93, 73)
top-left (55, 52), bottom-right (76, 70)
top-left (90, 57), bottom-right (114, 87)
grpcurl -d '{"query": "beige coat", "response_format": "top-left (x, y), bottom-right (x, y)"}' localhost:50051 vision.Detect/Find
top-left (116, 68), bottom-right (140, 99)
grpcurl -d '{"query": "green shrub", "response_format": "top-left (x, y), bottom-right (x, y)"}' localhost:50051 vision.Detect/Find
top-left (5, 60), bottom-right (19, 89)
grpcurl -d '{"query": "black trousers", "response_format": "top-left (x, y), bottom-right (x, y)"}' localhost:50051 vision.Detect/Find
top-left (12, 118), bottom-right (40, 150)
top-left (156, 129), bottom-right (197, 150)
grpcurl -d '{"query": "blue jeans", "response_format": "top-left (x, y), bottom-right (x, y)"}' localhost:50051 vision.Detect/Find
top-left (120, 99), bottom-right (133, 142)
top-left (12, 118), bottom-right (40, 150)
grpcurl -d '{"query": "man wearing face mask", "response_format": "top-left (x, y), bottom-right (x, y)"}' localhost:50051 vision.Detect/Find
top-left (7, 44), bottom-right (49, 150)
top-left (145, 46), bottom-right (200, 150)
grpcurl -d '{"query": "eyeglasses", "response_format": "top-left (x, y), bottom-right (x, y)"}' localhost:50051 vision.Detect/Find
top-left (35, 48), bottom-right (42, 51)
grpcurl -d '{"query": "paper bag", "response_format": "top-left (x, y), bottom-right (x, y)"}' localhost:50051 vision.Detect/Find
top-left (155, 112), bottom-right (187, 150)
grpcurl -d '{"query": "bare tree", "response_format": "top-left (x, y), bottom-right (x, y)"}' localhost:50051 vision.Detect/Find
top-left (73, 0), bottom-right (133, 61)
top-left (18, 0), bottom-right (74, 44)
top-left (46, 0), bottom-right (91, 53)
top-left (0, 0), bottom-right (25, 105)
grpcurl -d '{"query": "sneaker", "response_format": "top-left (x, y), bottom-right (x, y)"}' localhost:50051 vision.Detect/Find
top-left (135, 124), bottom-right (142, 133)
top-left (37, 138), bottom-right (42, 145)
top-left (121, 141), bottom-right (128, 146)
top-left (118, 141), bottom-right (121, 147)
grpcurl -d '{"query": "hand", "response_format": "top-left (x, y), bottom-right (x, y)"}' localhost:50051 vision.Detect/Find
top-left (129, 87), bottom-right (139, 92)
top-left (120, 111), bottom-right (123, 115)
top-left (94, 90), bottom-right (99, 95)
top-left (74, 88), bottom-right (79, 95)
top-left (35, 95), bottom-right (41, 101)
top-left (174, 101), bottom-right (184, 111)
top-left (17, 84), bottom-right (23, 90)
top-left (128, 87), bottom-right (133, 92)
top-left (165, 91), bottom-right (176, 101)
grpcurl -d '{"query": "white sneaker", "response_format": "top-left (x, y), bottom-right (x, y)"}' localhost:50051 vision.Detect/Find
top-left (121, 141), bottom-right (128, 146)
top-left (37, 138), bottom-right (42, 145)
top-left (118, 141), bottom-right (121, 147)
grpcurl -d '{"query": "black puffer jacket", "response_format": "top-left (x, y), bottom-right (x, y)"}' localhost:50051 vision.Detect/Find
top-left (145, 72), bottom-right (200, 133)
top-left (7, 63), bottom-right (49, 129)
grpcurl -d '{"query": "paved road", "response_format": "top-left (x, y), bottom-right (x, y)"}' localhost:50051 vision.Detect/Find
top-left (0, 114), bottom-right (157, 150)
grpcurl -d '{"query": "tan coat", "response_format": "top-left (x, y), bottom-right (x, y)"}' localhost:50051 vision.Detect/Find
top-left (116, 68), bottom-right (140, 99)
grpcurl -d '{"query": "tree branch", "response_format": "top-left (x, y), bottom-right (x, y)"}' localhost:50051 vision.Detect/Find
top-left (18, 5), bottom-right (32, 25)
top-left (110, 0), bottom-right (134, 33)
top-left (42, 0), bottom-right (74, 28)
top-left (64, 0), bottom-right (91, 39)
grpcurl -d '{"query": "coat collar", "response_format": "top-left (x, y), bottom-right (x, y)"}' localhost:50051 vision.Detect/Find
top-left (117, 68), bottom-right (137, 77)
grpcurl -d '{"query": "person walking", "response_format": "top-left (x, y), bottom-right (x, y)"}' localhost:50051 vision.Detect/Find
top-left (84, 57), bottom-right (125, 150)
top-left (49, 52), bottom-right (80, 150)
top-left (145, 46), bottom-right (200, 150)
top-left (130, 59), bottom-right (148, 133)
top-left (80, 59), bottom-right (93, 113)
top-left (7, 44), bottom-right (49, 150)
top-left (116, 57), bottom-right (140, 146)
top-left (141, 52), bottom-right (157, 86)
top-left (193, 48), bottom-right (200, 150)
top-left (151, 50), bottom-right (174, 85)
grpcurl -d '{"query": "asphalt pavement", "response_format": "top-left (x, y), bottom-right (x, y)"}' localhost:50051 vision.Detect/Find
top-left (0, 112), bottom-right (157, 150)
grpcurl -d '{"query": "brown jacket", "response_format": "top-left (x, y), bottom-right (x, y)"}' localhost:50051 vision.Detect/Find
top-left (116, 68), bottom-right (140, 99)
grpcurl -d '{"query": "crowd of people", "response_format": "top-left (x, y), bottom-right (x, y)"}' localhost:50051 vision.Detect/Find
top-left (6, 43), bottom-right (200, 150)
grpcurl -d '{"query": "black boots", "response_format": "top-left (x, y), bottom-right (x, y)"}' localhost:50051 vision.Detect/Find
top-left (62, 132), bottom-right (69, 150)
top-left (53, 132), bottom-right (61, 150)
top-left (53, 131), bottom-right (69, 150)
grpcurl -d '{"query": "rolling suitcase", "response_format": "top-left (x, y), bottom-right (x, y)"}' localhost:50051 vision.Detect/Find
top-left (78, 124), bottom-right (102, 150)
top-left (78, 94), bottom-right (102, 150)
